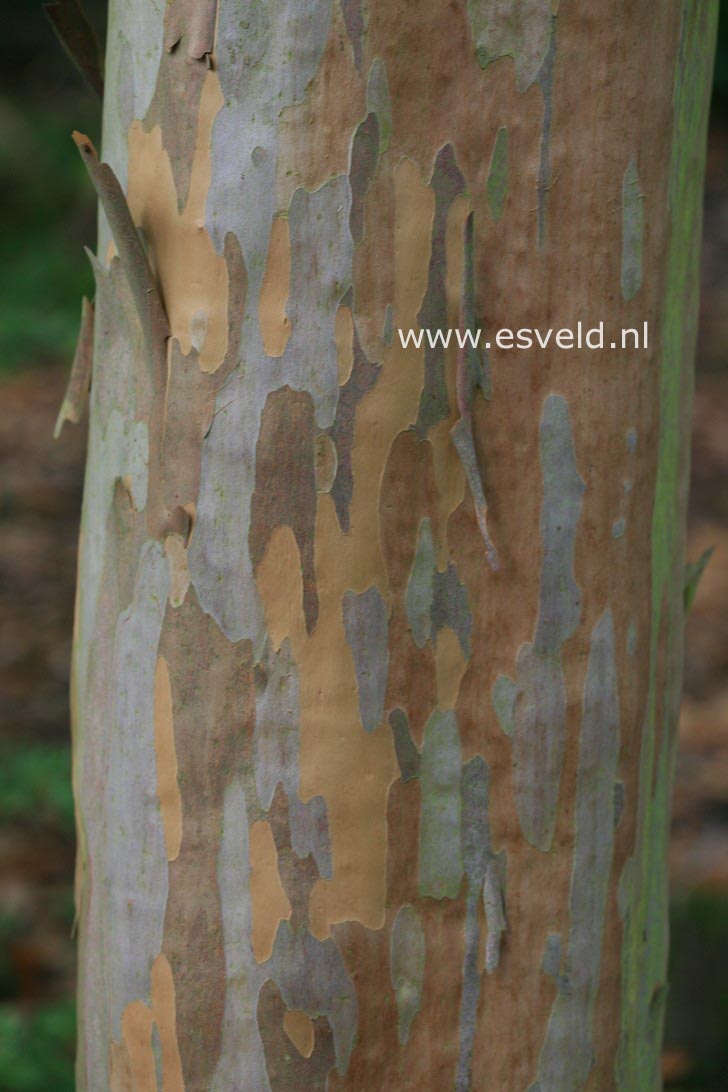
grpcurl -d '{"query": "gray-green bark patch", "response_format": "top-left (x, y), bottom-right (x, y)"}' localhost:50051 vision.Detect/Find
top-left (418, 710), bottom-right (463, 899)
top-left (415, 145), bottom-right (466, 438)
top-left (107, 542), bottom-right (170, 1039)
top-left (468, 0), bottom-right (554, 92)
top-left (432, 565), bottom-right (473, 657)
top-left (366, 57), bottom-right (392, 153)
top-left (487, 127), bottom-right (509, 222)
top-left (621, 157), bottom-right (644, 301)
top-left (342, 586), bottom-right (389, 733)
top-left (406, 518), bottom-right (472, 655)
top-left (405, 517), bottom-right (436, 649)
top-left (457, 756), bottom-right (492, 1090)
top-left (390, 905), bottom-right (426, 1045)
top-left (509, 394), bottom-right (584, 850)
top-left (215, 777), bottom-right (357, 1086)
top-left (492, 674), bottom-right (517, 736)
top-left (254, 638), bottom-right (332, 877)
top-left (534, 394), bottom-right (584, 654)
top-left (530, 610), bottom-right (620, 1091)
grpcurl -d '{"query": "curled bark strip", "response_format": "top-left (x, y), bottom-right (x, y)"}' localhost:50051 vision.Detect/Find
top-left (450, 214), bottom-right (499, 571)
top-left (451, 417), bottom-right (499, 571)
top-left (164, 0), bottom-right (218, 59)
top-left (43, 0), bottom-right (104, 98)
top-left (72, 132), bottom-right (169, 381)
top-left (73, 133), bottom-right (181, 538)
top-left (54, 296), bottom-right (94, 439)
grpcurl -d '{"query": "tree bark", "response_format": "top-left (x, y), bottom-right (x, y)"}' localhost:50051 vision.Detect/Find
top-left (70, 1), bottom-right (717, 1089)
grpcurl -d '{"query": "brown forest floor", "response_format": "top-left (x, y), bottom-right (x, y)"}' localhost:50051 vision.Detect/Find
top-left (0, 125), bottom-right (726, 1090)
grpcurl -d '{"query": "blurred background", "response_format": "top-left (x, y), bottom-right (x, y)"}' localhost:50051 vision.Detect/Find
top-left (0, 4), bottom-right (726, 1089)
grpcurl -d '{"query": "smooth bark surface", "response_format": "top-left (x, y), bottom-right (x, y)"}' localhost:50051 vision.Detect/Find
top-left (70, 1), bottom-right (717, 1088)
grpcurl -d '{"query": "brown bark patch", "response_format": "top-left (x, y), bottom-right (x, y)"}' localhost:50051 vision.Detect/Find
top-left (250, 386), bottom-right (319, 634)
top-left (258, 979), bottom-right (336, 1092)
top-left (153, 656), bottom-right (183, 861)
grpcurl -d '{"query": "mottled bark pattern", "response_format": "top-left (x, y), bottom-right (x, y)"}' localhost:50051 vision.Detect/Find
top-left (72, 1), bottom-right (717, 1089)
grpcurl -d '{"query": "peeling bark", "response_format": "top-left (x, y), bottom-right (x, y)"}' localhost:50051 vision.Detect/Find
top-left (54, 296), bottom-right (94, 438)
top-left (71, 2), bottom-right (718, 1089)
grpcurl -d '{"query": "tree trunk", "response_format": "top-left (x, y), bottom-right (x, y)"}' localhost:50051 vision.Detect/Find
top-left (69, 1), bottom-right (717, 1088)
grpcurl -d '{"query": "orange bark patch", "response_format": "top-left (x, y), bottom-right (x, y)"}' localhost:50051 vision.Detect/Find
top-left (255, 524), bottom-right (399, 939)
top-left (250, 820), bottom-right (293, 963)
top-left (393, 158), bottom-right (434, 327)
top-left (251, 158), bottom-right (447, 941)
top-left (284, 1009), bottom-right (315, 1058)
top-left (259, 215), bottom-right (292, 357)
top-left (121, 1001), bottom-right (157, 1091)
top-left (150, 954), bottom-right (185, 1092)
top-left (334, 303), bottom-right (355, 385)
top-left (109, 957), bottom-right (184, 1092)
top-left (127, 72), bottom-right (228, 372)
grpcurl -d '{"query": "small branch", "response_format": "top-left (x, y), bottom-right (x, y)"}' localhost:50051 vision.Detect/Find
top-left (54, 296), bottom-right (94, 438)
top-left (43, 0), bottom-right (104, 99)
top-left (72, 132), bottom-right (169, 381)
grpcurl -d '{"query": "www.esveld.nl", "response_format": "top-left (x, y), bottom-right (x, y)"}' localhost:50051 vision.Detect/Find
top-left (397, 321), bottom-right (650, 352)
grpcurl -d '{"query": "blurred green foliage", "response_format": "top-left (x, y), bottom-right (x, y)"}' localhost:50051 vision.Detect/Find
top-left (0, 744), bottom-right (74, 834)
top-left (0, 0), bottom-right (105, 373)
top-left (0, 738), bottom-right (75, 1090)
top-left (0, 1002), bottom-right (76, 1092)
top-left (0, 101), bottom-right (98, 371)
